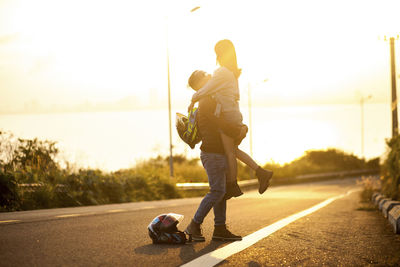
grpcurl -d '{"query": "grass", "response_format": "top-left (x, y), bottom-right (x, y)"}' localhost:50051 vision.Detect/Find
top-left (356, 203), bottom-right (376, 211)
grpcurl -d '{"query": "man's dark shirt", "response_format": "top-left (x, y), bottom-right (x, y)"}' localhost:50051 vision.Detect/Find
top-left (197, 96), bottom-right (241, 154)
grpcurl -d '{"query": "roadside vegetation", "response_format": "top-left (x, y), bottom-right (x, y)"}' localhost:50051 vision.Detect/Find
top-left (380, 135), bottom-right (400, 200)
top-left (357, 135), bottom-right (400, 204)
top-left (356, 175), bottom-right (381, 211)
top-left (0, 131), bottom-right (180, 211)
top-left (0, 131), bottom-right (380, 211)
top-left (263, 149), bottom-right (379, 179)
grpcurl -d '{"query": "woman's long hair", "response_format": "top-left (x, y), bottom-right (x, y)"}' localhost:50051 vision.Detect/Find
top-left (214, 39), bottom-right (241, 79)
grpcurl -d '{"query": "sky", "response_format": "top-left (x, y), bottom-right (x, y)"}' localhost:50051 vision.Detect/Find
top-left (0, 0), bottom-right (399, 114)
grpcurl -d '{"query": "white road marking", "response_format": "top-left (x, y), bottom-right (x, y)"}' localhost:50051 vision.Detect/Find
top-left (0, 220), bottom-right (21, 224)
top-left (50, 206), bottom-right (157, 220)
top-left (1, 202), bottom-right (181, 224)
top-left (181, 189), bottom-right (359, 267)
top-left (55, 214), bottom-right (81, 218)
top-left (107, 209), bottom-right (126, 213)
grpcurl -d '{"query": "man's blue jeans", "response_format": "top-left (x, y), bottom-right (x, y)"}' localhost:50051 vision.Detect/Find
top-left (193, 151), bottom-right (227, 226)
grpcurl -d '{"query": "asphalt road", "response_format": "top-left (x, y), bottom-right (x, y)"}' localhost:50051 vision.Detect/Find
top-left (1, 177), bottom-right (399, 266)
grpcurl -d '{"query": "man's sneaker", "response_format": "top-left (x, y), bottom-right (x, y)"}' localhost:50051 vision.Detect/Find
top-left (256, 167), bottom-right (273, 194)
top-left (224, 182), bottom-right (243, 200)
top-left (184, 219), bottom-right (205, 242)
top-left (212, 224), bottom-right (242, 241)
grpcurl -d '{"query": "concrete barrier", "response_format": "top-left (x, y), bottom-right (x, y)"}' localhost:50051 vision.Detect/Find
top-left (378, 198), bottom-right (391, 211)
top-left (371, 192), bottom-right (380, 202)
top-left (388, 205), bottom-right (400, 234)
top-left (374, 195), bottom-right (384, 206)
top-left (382, 201), bottom-right (400, 218)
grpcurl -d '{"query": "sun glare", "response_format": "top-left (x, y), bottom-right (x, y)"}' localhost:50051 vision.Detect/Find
top-left (4, 0), bottom-right (398, 107)
top-left (1, 0), bottom-right (398, 167)
top-left (6, 0), bottom-right (171, 102)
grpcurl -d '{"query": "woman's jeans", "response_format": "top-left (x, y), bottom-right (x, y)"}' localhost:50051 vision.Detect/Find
top-left (193, 151), bottom-right (227, 226)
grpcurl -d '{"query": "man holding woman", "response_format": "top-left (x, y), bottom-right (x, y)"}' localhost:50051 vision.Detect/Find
top-left (184, 39), bottom-right (273, 241)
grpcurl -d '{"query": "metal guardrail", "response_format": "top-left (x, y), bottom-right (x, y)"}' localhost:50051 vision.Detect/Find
top-left (18, 183), bottom-right (67, 192)
top-left (176, 169), bottom-right (380, 190)
top-left (17, 169), bottom-right (379, 192)
top-left (293, 169), bottom-right (378, 180)
top-left (175, 179), bottom-right (260, 190)
top-left (18, 183), bottom-right (44, 192)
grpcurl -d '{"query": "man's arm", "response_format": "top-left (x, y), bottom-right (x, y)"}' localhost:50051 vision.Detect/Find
top-left (191, 68), bottom-right (229, 103)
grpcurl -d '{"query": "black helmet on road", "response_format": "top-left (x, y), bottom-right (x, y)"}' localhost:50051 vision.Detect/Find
top-left (148, 213), bottom-right (187, 244)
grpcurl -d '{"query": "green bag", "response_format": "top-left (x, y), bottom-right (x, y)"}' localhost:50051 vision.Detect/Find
top-left (176, 108), bottom-right (201, 149)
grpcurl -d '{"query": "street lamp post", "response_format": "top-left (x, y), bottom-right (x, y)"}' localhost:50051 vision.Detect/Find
top-left (248, 83), bottom-right (253, 157)
top-left (247, 79), bottom-right (268, 157)
top-left (166, 32), bottom-right (173, 177)
top-left (166, 6), bottom-right (201, 177)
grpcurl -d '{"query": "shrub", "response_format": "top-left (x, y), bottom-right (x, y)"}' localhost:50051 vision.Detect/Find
top-left (19, 183), bottom-right (56, 210)
top-left (357, 176), bottom-right (381, 203)
top-left (0, 131), bottom-right (183, 211)
top-left (381, 136), bottom-right (400, 200)
top-left (263, 148), bottom-right (375, 180)
top-left (0, 170), bottom-right (20, 211)
top-left (115, 169), bottom-right (181, 201)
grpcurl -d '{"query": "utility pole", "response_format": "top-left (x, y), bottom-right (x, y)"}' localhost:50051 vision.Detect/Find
top-left (247, 79), bottom-right (268, 158)
top-left (389, 36), bottom-right (398, 137)
top-left (248, 83), bottom-right (253, 157)
top-left (167, 41), bottom-right (174, 177)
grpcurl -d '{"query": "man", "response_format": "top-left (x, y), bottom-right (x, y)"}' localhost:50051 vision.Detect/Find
top-left (187, 70), bottom-right (272, 198)
top-left (184, 93), bottom-right (247, 242)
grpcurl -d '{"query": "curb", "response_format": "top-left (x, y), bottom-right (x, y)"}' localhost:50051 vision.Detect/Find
top-left (378, 198), bottom-right (391, 211)
top-left (371, 192), bottom-right (380, 202)
top-left (374, 195), bottom-right (384, 206)
top-left (372, 193), bottom-right (400, 234)
top-left (382, 200), bottom-right (400, 218)
top-left (388, 206), bottom-right (400, 234)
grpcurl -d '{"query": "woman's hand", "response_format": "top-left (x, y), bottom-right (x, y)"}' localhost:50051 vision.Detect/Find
top-left (188, 101), bottom-right (195, 113)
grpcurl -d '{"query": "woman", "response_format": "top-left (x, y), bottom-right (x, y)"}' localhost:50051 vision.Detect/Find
top-left (188, 39), bottom-right (273, 199)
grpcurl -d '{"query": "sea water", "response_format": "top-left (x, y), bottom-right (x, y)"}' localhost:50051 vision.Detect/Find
top-left (0, 103), bottom-right (391, 171)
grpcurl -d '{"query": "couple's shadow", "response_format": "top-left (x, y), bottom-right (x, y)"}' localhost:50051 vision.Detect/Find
top-left (134, 239), bottom-right (225, 262)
